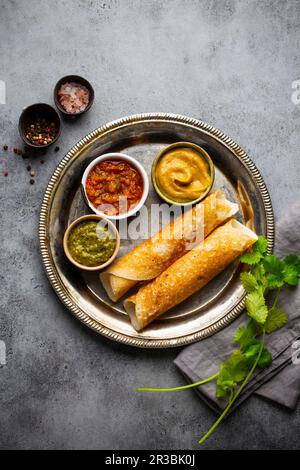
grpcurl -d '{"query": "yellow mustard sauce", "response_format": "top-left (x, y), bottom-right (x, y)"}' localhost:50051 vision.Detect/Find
top-left (155, 147), bottom-right (212, 203)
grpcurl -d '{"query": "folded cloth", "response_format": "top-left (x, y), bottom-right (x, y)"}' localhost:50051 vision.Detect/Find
top-left (174, 202), bottom-right (300, 413)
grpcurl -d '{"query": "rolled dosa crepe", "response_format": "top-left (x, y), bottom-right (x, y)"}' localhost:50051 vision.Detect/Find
top-left (124, 220), bottom-right (258, 331)
top-left (100, 190), bottom-right (238, 301)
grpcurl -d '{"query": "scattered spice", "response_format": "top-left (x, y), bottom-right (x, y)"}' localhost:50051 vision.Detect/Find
top-left (25, 118), bottom-right (58, 146)
top-left (13, 147), bottom-right (18, 154)
top-left (30, 179), bottom-right (35, 185)
top-left (30, 170), bottom-right (35, 177)
top-left (3, 170), bottom-right (9, 177)
top-left (57, 82), bottom-right (90, 114)
top-left (54, 146), bottom-right (60, 152)
top-left (3, 145), bottom-right (8, 151)
top-left (17, 149), bottom-right (23, 156)
top-left (26, 165), bottom-right (31, 171)
top-left (40, 160), bottom-right (44, 164)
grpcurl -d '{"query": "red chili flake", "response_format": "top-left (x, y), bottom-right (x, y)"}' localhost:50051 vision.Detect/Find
top-left (3, 145), bottom-right (8, 151)
top-left (3, 170), bottom-right (9, 177)
top-left (13, 147), bottom-right (18, 154)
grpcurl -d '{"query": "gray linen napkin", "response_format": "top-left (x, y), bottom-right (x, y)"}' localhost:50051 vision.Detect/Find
top-left (174, 202), bottom-right (300, 412)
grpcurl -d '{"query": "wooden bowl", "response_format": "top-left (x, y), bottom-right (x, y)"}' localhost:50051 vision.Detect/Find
top-left (54, 75), bottom-right (94, 117)
top-left (19, 103), bottom-right (61, 149)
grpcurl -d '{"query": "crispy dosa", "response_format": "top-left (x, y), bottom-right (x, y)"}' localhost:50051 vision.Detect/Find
top-left (100, 190), bottom-right (238, 301)
top-left (124, 220), bottom-right (257, 331)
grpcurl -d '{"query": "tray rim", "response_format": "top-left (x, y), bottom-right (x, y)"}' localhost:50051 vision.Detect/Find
top-left (39, 113), bottom-right (274, 348)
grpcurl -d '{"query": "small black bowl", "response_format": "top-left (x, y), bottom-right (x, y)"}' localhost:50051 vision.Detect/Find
top-left (54, 75), bottom-right (94, 117)
top-left (19, 103), bottom-right (61, 149)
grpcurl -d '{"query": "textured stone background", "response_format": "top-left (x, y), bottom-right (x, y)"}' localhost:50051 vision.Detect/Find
top-left (0, 0), bottom-right (299, 450)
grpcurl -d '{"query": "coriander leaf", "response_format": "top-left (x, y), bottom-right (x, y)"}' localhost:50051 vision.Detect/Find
top-left (258, 349), bottom-right (272, 368)
top-left (263, 255), bottom-right (284, 276)
top-left (240, 272), bottom-right (259, 293)
top-left (243, 342), bottom-right (261, 364)
top-left (266, 274), bottom-right (284, 289)
top-left (252, 264), bottom-right (269, 291)
top-left (240, 236), bottom-right (268, 265)
top-left (216, 365), bottom-right (235, 398)
top-left (265, 306), bottom-right (288, 334)
top-left (252, 263), bottom-right (266, 281)
top-left (216, 350), bottom-right (248, 398)
top-left (224, 350), bottom-right (249, 382)
top-left (245, 291), bottom-right (268, 324)
top-left (243, 343), bottom-right (272, 368)
top-left (240, 251), bottom-right (263, 265)
top-left (283, 270), bottom-right (299, 286)
top-left (284, 254), bottom-right (300, 270)
top-left (263, 254), bottom-right (300, 287)
top-left (252, 263), bottom-right (266, 282)
top-left (263, 255), bottom-right (285, 288)
top-left (282, 254), bottom-right (300, 286)
top-left (234, 320), bottom-right (257, 350)
top-left (255, 236), bottom-right (268, 255)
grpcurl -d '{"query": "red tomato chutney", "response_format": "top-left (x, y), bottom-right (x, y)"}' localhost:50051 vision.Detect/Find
top-left (85, 159), bottom-right (144, 216)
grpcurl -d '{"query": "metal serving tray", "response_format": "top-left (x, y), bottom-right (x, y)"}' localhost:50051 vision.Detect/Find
top-left (39, 113), bottom-right (274, 348)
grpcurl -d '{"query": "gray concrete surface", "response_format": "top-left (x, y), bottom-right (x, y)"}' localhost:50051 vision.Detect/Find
top-left (0, 0), bottom-right (299, 450)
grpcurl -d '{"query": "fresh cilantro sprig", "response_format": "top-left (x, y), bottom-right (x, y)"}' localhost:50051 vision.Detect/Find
top-left (137, 235), bottom-right (300, 444)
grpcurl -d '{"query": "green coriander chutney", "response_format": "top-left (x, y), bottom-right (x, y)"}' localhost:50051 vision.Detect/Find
top-left (68, 220), bottom-right (116, 267)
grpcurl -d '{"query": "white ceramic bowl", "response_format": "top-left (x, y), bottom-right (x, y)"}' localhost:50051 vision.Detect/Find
top-left (81, 152), bottom-right (149, 220)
